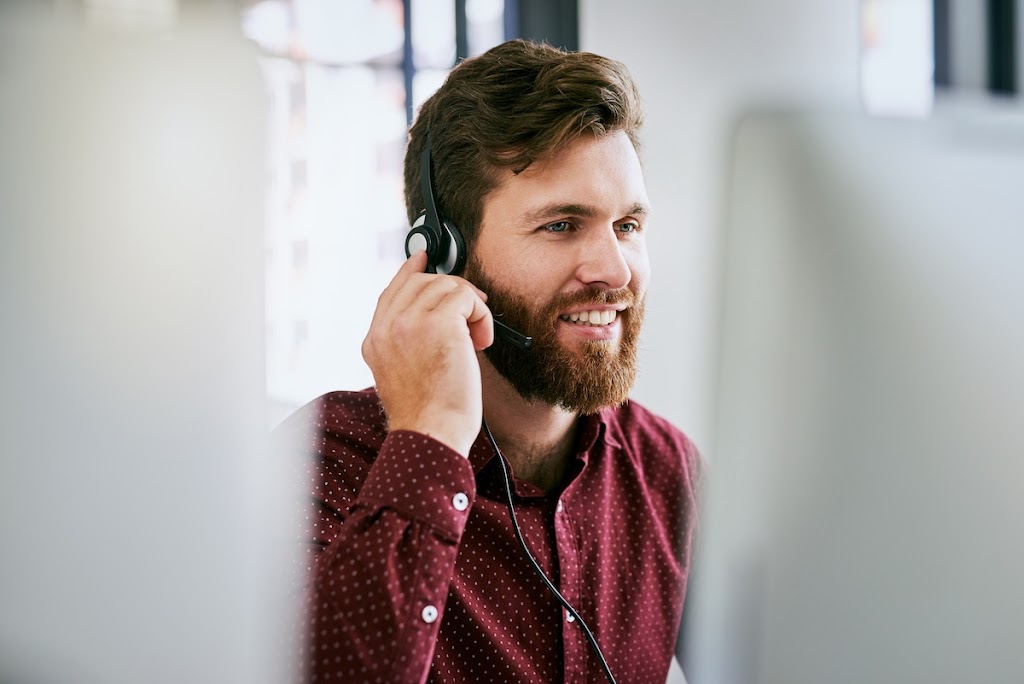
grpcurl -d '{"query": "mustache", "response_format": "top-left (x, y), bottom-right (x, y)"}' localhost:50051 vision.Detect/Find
top-left (547, 287), bottom-right (636, 312)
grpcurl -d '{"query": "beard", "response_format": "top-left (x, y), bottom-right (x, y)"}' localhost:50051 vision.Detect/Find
top-left (464, 254), bottom-right (645, 415)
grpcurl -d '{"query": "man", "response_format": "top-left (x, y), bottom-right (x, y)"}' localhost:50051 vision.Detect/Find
top-left (281, 39), bottom-right (701, 683)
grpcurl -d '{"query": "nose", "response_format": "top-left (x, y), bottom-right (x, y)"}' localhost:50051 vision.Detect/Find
top-left (574, 225), bottom-right (632, 290)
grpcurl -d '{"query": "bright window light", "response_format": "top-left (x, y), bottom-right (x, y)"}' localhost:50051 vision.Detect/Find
top-left (860, 0), bottom-right (934, 118)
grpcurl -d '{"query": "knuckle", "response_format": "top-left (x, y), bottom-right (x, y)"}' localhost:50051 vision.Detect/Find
top-left (360, 336), bottom-right (373, 363)
top-left (443, 280), bottom-right (472, 302)
top-left (427, 274), bottom-right (456, 291)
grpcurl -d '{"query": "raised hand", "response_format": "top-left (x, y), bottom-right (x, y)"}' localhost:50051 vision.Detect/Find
top-left (361, 250), bottom-right (494, 457)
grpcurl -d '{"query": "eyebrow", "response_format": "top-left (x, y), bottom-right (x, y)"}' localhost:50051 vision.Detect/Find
top-left (521, 202), bottom-right (649, 224)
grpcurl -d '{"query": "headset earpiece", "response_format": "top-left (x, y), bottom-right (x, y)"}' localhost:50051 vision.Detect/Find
top-left (405, 134), bottom-right (466, 276)
top-left (405, 213), bottom-right (438, 265)
top-left (439, 219), bottom-right (466, 275)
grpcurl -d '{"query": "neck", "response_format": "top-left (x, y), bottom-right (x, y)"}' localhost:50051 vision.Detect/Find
top-left (479, 357), bottom-right (578, 493)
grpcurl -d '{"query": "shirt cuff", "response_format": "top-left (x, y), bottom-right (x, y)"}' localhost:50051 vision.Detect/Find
top-left (356, 430), bottom-right (477, 541)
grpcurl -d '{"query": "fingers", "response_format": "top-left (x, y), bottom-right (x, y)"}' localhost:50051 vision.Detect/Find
top-left (403, 279), bottom-right (494, 351)
top-left (368, 253), bottom-right (494, 353)
top-left (428, 282), bottom-right (494, 350)
top-left (404, 274), bottom-right (487, 310)
top-left (417, 277), bottom-right (486, 315)
top-left (465, 294), bottom-right (495, 351)
top-left (385, 254), bottom-right (489, 318)
top-left (381, 252), bottom-right (487, 309)
top-left (459, 278), bottom-right (488, 303)
top-left (375, 250), bottom-right (429, 311)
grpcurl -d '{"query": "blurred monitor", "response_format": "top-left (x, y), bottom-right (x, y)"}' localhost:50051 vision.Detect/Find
top-left (0, 10), bottom-right (299, 684)
top-left (683, 102), bottom-right (1024, 684)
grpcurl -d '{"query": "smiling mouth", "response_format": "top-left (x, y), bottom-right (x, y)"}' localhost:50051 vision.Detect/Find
top-left (558, 310), bottom-right (618, 326)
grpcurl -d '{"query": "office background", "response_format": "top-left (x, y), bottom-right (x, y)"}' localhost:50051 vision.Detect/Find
top-left (246, 0), bottom-right (1021, 454)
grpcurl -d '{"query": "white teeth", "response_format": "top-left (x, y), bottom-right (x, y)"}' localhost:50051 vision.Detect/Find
top-left (560, 310), bottom-right (619, 326)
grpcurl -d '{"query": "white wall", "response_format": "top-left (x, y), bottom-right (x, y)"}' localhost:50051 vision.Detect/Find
top-left (581, 0), bottom-right (861, 451)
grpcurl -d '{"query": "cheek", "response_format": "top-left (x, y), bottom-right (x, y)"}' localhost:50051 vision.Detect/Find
top-left (518, 250), bottom-right (572, 291)
top-left (627, 242), bottom-right (651, 293)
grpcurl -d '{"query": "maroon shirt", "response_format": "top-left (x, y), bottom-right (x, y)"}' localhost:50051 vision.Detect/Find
top-left (280, 388), bottom-right (701, 683)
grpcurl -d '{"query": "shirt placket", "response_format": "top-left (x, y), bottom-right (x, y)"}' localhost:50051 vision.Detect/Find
top-left (554, 495), bottom-right (586, 683)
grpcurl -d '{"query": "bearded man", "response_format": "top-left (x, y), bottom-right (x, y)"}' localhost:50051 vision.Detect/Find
top-left (281, 39), bottom-right (702, 684)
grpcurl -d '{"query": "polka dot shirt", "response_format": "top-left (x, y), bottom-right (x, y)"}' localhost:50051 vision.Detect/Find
top-left (280, 388), bottom-right (702, 683)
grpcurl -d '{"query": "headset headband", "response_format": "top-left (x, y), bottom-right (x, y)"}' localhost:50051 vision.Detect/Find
top-left (419, 134), bottom-right (446, 255)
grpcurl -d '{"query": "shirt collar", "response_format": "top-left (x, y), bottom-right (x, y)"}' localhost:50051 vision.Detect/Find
top-left (467, 429), bottom-right (498, 476)
top-left (466, 407), bottom-right (622, 477)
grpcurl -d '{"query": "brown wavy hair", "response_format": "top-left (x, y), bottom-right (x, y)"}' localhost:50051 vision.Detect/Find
top-left (403, 39), bottom-right (644, 251)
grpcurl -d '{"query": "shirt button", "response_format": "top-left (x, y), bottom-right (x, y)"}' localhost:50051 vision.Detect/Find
top-left (421, 605), bottom-right (438, 624)
top-left (566, 610), bottom-right (576, 623)
top-left (452, 492), bottom-right (469, 511)
top-left (556, 500), bottom-right (564, 513)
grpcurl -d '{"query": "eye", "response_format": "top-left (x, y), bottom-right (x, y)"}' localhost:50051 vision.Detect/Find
top-left (617, 221), bottom-right (641, 234)
top-left (543, 221), bottom-right (572, 233)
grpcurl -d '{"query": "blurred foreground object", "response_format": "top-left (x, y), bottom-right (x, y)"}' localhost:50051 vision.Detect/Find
top-left (0, 5), bottom-right (299, 683)
top-left (684, 99), bottom-right (1024, 684)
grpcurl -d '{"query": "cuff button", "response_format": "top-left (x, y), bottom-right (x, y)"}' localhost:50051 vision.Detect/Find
top-left (422, 605), bottom-right (438, 624)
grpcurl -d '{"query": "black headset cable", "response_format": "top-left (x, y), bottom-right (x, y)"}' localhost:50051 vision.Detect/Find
top-left (482, 419), bottom-right (618, 684)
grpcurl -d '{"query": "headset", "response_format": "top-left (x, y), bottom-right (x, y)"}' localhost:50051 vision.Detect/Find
top-left (406, 136), bottom-right (532, 350)
top-left (405, 134), bottom-right (467, 277)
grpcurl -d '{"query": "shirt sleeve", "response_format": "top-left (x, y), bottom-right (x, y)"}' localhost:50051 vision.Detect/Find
top-left (299, 429), bottom-right (476, 684)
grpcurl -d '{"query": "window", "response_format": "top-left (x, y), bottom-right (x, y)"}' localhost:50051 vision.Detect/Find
top-left (860, 0), bottom-right (935, 117)
top-left (242, 0), bottom-right (508, 424)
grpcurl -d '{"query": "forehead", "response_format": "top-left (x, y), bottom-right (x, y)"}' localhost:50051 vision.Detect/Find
top-left (480, 131), bottom-right (649, 228)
